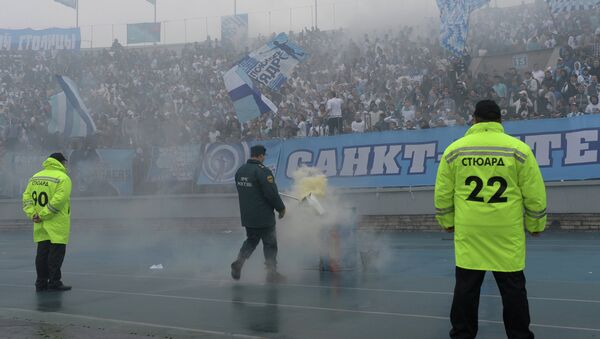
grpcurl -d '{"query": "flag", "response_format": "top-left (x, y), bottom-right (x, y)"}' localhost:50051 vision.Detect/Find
top-left (146, 0), bottom-right (156, 4)
top-left (48, 76), bottom-right (96, 138)
top-left (54, 0), bottom-right (77, 9)
top-left (546, 0), bottom-right (600, 14)
top-left (237, 33), bottom-right (309, 91)
top-left (224, 66), bottom-right (278, 124)
top-left (437, 0), bottom-right (490, 56)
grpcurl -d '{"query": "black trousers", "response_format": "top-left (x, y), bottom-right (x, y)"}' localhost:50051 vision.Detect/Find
top-left (237, 227), bottom-right (278, 268)
top-left (327, 117), bottom-right (343, 135)
top-left (35, 240), bottom-right (66, 288)
top-left (450, 267), bottom-right (534, 339)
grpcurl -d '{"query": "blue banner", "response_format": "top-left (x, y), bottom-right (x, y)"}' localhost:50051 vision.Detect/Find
top-left (197, 140), bottom-right (282, 185)
top-left (147, 144), bottom-right (202, 182)
top-left (0, 28), bottom-right (81, 51)
top-left (2, 116), bottom-right (599, 197)
top-left (0, 152), bottom-right (48, 198)
top-left (69, 149), bottom-right (134, 196)
top-left (275, 115), bottom-right (600, 189)
top-left (0, 149), bottom-right (133, 197)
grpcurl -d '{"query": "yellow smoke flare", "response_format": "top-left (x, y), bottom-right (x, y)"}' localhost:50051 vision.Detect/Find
top-left (291, 167), bottom-right (327, 199)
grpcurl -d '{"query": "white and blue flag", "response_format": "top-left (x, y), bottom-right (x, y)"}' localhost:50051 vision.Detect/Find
top-left (54, 0), bottom-right (77, 9)
top-left (437, 0), bottom-right (489, 56)
top-left (546, 0), bottom-right (600, 14)
top-left (49, 75), bottom-right (96, 138)
top-left (223, 66), bottom-right (278, 124)
top-left (238, 33), bottom-right (309, 92)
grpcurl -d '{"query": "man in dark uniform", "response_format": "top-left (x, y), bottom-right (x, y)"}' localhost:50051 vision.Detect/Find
top-left (231, 145), bottom-right (286, 283)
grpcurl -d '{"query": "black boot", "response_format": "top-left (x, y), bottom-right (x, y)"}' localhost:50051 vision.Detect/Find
top-left (48, 282), bottom-right (72, 292)
top-left (35, 279), bottom-right (48, 292)
top-left (231, 260), bottom-right (244, 280)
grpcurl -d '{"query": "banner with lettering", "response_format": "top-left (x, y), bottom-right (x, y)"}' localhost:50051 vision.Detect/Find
top-left (0, 28), bottom-right (81, 51)
top-left (196, 140), bottom-right (282, 185)
top-left (276, 115), bottom-right (600, 189)
top-left (0, 152), bottom-right (47, 198)
top-left (147, 144), bottom-right (202, 182)
top-left (0, 149), bottom-right (133, 198)
top-left (237, 33), bottom-right (309, 91)
top-left (1, 116), bottom-right (599, 197)
top-left (68, 149), bottom-right (135, 196)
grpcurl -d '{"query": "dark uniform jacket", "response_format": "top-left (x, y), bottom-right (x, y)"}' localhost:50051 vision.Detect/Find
top-left (235, 159), bottom-right (285, 228)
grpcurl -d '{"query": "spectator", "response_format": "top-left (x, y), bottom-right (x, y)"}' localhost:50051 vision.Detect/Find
top-left (573, 84), bottom-right (590, 111)
top-left (585, 94), bottom-right (600, 113)
top-left (523, 71), bottom-right (540, 99)
top-left (400, 99), bottom-right (416, 124)
top-left (567, 103), bottom-right (585, 117)
top-left (1, 2), bottom-right (599, 154)
top-left (373, 112), bottom-right (390, 132)
top-left (326, 91), bottom-right (343, 136)
top-left (351, 115), bottom-right (366, 133)
top-left (492, 76), bottom-right (508, 99)
top-left (297, 115), bottom-right (308, 138)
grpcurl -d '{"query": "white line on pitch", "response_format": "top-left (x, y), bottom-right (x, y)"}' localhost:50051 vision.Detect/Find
top-left (3, 268), bottom-right (600, 304)
top-left (0, 306), bottom-right (264, 338)
top-left (1, 284), bottom-right (600, 333)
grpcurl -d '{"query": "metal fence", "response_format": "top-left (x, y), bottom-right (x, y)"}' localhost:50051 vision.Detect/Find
top-left (77, 2), bottom-right (360, 49)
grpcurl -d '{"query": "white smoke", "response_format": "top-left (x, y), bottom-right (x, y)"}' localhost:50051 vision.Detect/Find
top-left (276, 167), bottom-right (358, 274)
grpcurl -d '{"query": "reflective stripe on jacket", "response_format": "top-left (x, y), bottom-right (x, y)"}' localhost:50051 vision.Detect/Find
top-left (22, 158), bottom-right (72, 244)
top-left (434, 122), bottom-right (546, 272)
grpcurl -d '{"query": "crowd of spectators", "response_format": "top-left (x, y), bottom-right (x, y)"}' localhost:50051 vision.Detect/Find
top-left (2, 1), bottom-right (600, 156)
top-left (470, 2), bottom-right (600, 55)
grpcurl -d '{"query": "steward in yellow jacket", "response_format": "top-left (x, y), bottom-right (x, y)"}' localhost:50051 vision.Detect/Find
top-left (22, 153), bottom-right (72, 292)
top-left (434, 100), bottom-right (545, 339)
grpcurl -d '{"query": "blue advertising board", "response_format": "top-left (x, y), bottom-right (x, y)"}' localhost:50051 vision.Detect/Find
top-left (147, 144), bottom-right (202, 182)
top-left (0, 149), bottom-right (134, 197)
top-left (0, 28), bottom-right (81, 51)
top-left (69, 149), bottom-right (135, 196)
top-left (196, 140), bottom-right (282, 185)
top-left (275, 115), bottom-right (600, 189)
top-left (1, 116), bottom-right (598, 197)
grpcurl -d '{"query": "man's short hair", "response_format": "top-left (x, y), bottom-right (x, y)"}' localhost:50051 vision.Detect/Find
top-left (49, 152), bottom-right (68, 163)
top-left (473, 100), bottom-right (502, 122)
top-left (251, 145), bottom-right (267, 158)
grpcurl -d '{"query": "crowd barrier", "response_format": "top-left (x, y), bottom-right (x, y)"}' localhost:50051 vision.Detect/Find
top-left (1, 115), bottom-right (599, 199)
top-left (0, 181), bottom-right (599, 226)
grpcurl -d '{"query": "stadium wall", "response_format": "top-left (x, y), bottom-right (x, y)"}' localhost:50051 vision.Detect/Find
top-left (1, 180), bottom-right (598, 231)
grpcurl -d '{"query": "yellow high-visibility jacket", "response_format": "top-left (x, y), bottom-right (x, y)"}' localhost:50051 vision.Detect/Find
top-left (435, 122), bottom-right (546, 272)
top-left (22, 157), bottom-right (72, 244)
